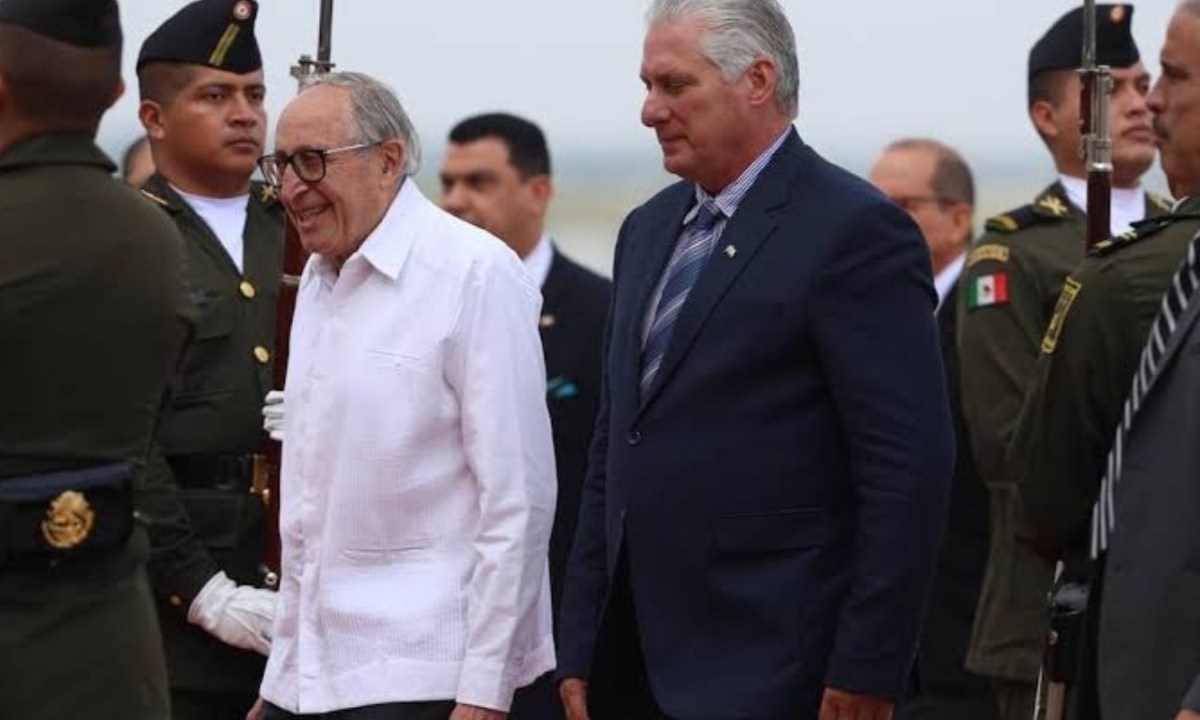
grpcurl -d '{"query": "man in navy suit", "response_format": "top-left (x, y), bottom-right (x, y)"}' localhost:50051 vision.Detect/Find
top-left (870, 140), bottom-right (995, 720)
top-left (440, 113), bottom-right (611, 720)
top-left (557, 2), bottom-right (955, 719)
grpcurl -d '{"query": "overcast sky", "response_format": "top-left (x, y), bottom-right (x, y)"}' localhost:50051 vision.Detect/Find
top-left (98, 0), bottom-right (1178, 185)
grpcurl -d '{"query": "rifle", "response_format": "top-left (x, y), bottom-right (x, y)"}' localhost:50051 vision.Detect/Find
top-left (1080, 0), bottom-right (1114, 249)
top-left (252, 0), bottom-right (335, 588)
top-left (1037, 4), bottom-right (1116, 713)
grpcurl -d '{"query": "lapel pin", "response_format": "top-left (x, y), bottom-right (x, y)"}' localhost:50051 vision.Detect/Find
top-left (539, 314), bottom-right (557, 329)
top-left (724, 245), bottom-right (737, 259)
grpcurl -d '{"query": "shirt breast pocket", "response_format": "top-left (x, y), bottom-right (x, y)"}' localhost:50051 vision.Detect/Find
top-left (367, 347), bottom-right (431, 374)
top-left (178, 293), bottom-right (237, 396)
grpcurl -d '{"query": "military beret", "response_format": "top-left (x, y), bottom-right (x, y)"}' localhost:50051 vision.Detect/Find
top-left (0, 0), bottom-right (121, 48)
top-left (137, 0), bottom-right (260, 74)
top-left (1029, 4), bottom-right (1139, 79)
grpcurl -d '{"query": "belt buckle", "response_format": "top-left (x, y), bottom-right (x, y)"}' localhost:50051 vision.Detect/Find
top-left (41, 491), bottom-right (95, 550)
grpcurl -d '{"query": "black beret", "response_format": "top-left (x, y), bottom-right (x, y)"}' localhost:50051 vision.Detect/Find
top-left (1029, 4), bottom-right (1139, 79)
top-left (137, 0), bottom-right (260, 74)
top-left (0, 0), bottom-right (121, 48)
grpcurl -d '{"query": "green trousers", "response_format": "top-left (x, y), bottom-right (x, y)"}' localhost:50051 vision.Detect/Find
top-left (0, 529), bottom-right (170, 720)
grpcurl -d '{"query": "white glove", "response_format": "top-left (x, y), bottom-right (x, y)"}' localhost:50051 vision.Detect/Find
top-left (262, 389), bottom-right (285, 442)
top-left (188, 571), bottom-right (277, 656)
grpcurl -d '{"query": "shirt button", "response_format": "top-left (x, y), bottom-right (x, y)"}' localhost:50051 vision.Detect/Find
top-left (627, 430), bottom-right (642, 446)
top-left (254, 346), bottom-right (271, 364)
top-left (239, 280), bottom-right (257, 300)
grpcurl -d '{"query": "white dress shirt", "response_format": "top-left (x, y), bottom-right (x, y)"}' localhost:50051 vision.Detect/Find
top-left (934, 252), bottom-right (966, 312)
top-left (259, 180), bottom-right (557, 714)
top-left (1059, 174), bottom-right (1146, 237)
top-left (522, 233), bottom-right (553, 289)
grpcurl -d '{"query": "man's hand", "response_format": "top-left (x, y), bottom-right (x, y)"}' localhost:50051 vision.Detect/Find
top-left (187, 571), bottom-right (277, 656)
top-left (262, 390), bottom-right (285, 442)
top-left (1176, 710), bottom-right (1200, 720)
top-left (819, 687), bottom-right (893, 720)
top-left (559, 678), bottom-right (589, 720)
top-left (448, 704), bottom-right (505, 720)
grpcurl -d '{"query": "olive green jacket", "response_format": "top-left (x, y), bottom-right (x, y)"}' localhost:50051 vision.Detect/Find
top-left (1018, 195), bottom-right (1200, 554)
top-left (135, 173), bottom-right (284, 692)
top-left (957, 182), bottom-right (1170, 681)
top-left (0, 135), bottom-right (191, 478)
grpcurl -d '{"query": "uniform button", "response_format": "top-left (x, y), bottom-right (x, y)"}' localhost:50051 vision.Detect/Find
top-left (169, 595), bottom-right (183, 607)
top-left (254, 346), bottom-right (271, 364)
top-left (627, 430), bottom-right (642, 446)
top-left (239, 280), bottom-right (257, 299)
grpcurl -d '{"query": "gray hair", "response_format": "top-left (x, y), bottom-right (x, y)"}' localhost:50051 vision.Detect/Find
top-left (302, 71), bottom-right (422, 175)
top-left (647, 0), bottom-right (799, 117)
top-left (1181, 0), bottom-right (1200, 18)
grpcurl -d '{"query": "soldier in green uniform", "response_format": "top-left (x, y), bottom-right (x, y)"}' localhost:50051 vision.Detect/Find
top-left (1015, 5), bottom-right (1200, 715)
top-left (1017, 204), bottom-right (1200, 558)
top-left (956, 6), bottom-right (1167, 718)
top-left (0, 1), bottom-right (193, 718)
top-left (133, 1), bottom-right (285, 718)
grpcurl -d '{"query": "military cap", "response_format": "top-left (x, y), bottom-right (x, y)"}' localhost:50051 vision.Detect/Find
top-left (0, 0), bottom-right (121, 48)
top-left (137, 0), bottom-right (261, 73)
top-left (1029, 4), bottom-right (1138, 78)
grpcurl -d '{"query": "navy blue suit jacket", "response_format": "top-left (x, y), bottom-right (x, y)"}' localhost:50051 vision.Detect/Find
top-left (558, 131), bottom-right (955, 719)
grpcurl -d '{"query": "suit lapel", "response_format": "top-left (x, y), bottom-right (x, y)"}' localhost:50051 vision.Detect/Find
top-left (541, 249), bottom-right (569, 317)
top-left (637, 133), bottom-right (802, 412)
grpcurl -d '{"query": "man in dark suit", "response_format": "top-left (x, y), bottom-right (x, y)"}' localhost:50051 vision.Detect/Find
top-left (440, 112), bottom-right (612, 720)
top-left (870, 140), bottom-right (997, 720)
top-left (556, 2), bottom-right (955, 719)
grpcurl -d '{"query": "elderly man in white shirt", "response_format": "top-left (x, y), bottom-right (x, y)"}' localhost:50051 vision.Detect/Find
top-left (253, 72), bottom-right (557, 720)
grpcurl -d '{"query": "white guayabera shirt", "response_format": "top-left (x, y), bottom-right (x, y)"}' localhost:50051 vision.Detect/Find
top-left (259, 180), bottom-right (557, 714)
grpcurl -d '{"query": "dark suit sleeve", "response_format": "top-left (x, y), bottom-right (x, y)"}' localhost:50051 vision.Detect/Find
top-left (556, 217), bottom-right (629, 681)
top-left (813, 202), bottom-right (955, 699)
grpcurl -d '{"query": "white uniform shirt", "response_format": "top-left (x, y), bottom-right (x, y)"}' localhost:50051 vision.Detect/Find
top-left (1059, 174), bottom-right (1146, 237)
top-left (259, 181), bottom-right (557, 714)
top-left (172, 185), bottom-right (249, 272)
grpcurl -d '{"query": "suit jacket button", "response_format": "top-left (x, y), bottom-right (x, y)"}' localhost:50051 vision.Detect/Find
top-left (627, 430), bottom-right (642, 446)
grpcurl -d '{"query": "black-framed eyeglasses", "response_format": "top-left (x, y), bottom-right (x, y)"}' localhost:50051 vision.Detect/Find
top-left (257, 142), bottom-right (382, 187)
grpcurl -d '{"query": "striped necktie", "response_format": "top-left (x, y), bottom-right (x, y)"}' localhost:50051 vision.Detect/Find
top-left (1091, 229), bottom-right (1200, 557)
top-left (640, 201), bottom-right (724, 396)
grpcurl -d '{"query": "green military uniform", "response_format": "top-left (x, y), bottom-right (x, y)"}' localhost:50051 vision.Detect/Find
top-left (1013, 197), bottom-right (1200, 720)
top-left (132, 2), bottom-right (285, 715)
top-left (0, 0), bottom-right (192, 717)
top-left (1018, 196), bottom-right (1200, 553)
top-left (0, 135), bottom-right (193, 719)
top-left (957, 183), bottom-right (1170, 688)
top-left (137, 174), bottom-right (284, 710)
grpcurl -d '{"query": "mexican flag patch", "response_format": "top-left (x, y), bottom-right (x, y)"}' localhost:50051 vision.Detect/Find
top-left (968, 272), bottom-right (1009, 309)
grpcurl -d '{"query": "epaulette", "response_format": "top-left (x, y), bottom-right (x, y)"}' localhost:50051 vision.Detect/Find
top-left (1089, 213), bottom-right (1200, 257)
top-left (985, 204), bottom-right (1050, 234)
top-left (139, 188), bottom-right (170, 208)
top-left (253, 181), bottom-right (279, 206)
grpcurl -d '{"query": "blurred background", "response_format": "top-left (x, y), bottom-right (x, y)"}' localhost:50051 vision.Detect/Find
top-left (100, 0), bottom-right (1176, 276)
